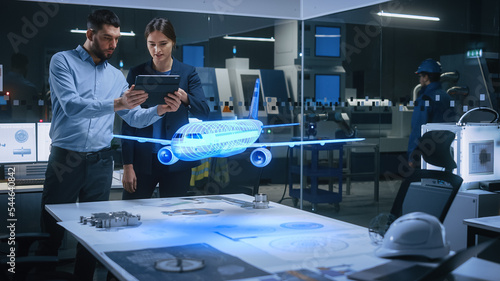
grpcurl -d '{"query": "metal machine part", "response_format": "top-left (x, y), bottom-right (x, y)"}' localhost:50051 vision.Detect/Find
top-left (304, 111), bottom-right (356, 139)
top-left (253, 193), bottom-right (269, 209)
top-left (80, 211), bottom-right (141, 228)
top-left (423, 109), bottom-right (500, 190)
top-left (456, 106), bottom-right (499, 126)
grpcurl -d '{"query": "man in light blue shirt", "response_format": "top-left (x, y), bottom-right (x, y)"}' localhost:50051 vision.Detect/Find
top-left (37, 9), bottom-right (182, 280)
top-left (48, 44), bottom-right (161, 152)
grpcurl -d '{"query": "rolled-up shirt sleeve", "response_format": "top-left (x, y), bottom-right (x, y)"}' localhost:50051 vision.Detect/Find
top-left (49, 52), bottom-right (115, 119)
top-left (48, 46), bottom-right (162, 152)
top-left (117, 105), bottom-right (162, 128)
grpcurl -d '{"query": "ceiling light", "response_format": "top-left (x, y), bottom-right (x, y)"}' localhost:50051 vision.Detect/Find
top-left (70, 29), bottom-right (136, 36)
top-left (223, 35), bottom-right (275, 42)
top-left (315, 35), bottom-right (341, 38)
top-left (377, 11), bottom-right (440, 22)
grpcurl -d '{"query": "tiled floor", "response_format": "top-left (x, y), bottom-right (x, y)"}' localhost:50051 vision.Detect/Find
top-left (56, 180), bottom-right (399, 280)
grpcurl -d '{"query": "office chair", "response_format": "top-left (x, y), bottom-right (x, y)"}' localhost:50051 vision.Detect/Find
top-left (0, 232), bottom-right (76, 281)
top-left (390, 130), bottom-right (463, 223)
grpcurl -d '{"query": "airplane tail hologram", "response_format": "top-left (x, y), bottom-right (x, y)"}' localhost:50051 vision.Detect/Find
top-left (248, 78), bottom-right (260, 120)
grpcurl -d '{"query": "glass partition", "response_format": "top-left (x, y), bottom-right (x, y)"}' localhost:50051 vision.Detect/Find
top-left (1, 0), bottom-right (499, 227)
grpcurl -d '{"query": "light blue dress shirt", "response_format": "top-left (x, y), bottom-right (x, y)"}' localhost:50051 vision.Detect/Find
top-left (49, 45), bottom-right (162, 152)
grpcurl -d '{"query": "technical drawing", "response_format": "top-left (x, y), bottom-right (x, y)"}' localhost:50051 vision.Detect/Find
top-left (13, 147), bottom-right (31, 157)
top-left (105, 243), bottom-right (270, 281)
top-left (280, 222), bottom-right (324, 230)
top-left (114, 78), bottom-right (364, 167)
top-left (269, 236), bottom-right (348, 253)
top-left (155, 258), bottom-right (205, 272)
top-left (161, 208), bottom-right (223, 216)
top-left (15, 129), bottom-right (29, 143)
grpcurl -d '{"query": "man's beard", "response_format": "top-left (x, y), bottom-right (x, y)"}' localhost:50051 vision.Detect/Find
top-left (92, 44), bottom-right (114, 61)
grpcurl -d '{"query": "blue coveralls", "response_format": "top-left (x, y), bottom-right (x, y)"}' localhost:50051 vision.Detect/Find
top-left (407, 81), bottom-right (453, 162)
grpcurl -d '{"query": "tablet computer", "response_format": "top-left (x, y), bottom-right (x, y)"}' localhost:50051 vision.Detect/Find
top-left (134, 75), bottom-right (180, 107)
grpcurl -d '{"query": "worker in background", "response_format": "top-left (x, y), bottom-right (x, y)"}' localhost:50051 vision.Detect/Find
top-left (407, 58), bottom-right (454, 168)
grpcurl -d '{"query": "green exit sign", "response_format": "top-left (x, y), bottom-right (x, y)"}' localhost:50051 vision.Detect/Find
top-left (467, 49), bottom-right (483, 58)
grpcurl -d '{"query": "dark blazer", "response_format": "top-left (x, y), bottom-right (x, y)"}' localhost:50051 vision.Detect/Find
top-left (121, 57), bottom-right (210, 173)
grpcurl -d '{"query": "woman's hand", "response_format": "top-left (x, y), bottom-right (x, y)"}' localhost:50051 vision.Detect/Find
top-left (122, 164), bottom-right (137, 193)
top-left (157, 90), bottom-right (182, 115)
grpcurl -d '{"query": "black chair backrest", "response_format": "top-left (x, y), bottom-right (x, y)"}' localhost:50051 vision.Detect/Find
top-left (390, 169), bottom-right (462, 222)
top-left (416, 130), bottom-right (456, 172)
top-left (391, 130), bottom-right (462, 222)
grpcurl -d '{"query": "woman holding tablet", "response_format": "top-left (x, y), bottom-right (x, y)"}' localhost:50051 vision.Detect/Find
top-left (121, 17), bottom-right (209, 199)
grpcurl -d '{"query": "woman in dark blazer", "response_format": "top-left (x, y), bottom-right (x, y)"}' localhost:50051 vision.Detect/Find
top-left (121, 17), bottom-right (209, 199)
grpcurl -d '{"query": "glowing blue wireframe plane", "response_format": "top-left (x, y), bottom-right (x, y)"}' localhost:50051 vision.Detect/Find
top-left (114, 78), bottom-right (365, 167)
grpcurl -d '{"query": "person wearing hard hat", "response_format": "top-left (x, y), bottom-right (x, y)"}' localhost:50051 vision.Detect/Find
top-left (407, 59), bottom-right (453, 168)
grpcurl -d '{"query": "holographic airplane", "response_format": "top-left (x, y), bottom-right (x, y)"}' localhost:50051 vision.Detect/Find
top-left (114, 79), bottom-right (364, 167)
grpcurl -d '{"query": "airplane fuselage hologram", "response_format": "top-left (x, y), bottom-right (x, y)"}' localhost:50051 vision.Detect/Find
top-left (171, 118), bottom-right (262, 161)
top-left (114, 78), bottom-right (364, 167)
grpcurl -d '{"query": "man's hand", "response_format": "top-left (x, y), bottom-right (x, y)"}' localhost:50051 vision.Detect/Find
top-left (114, 85), bottom-right (148, 111)
top-left (157, 90), bottom-right (182, 116)
top-left (122, 164), bottom-right (137, 193)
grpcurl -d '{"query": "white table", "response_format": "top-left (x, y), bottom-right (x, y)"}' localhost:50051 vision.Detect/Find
top-left (464, 215), bottom-right (500, 248)
top-left (46, 194), bottom-right (500, 281)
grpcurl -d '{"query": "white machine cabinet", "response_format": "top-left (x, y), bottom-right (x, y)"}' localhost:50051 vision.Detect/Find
top-left (405, 184), bottom-right (500, 251)
top-left (422, 123), bottom-right (500, 190)
top-left (419, 122), bottom-right (500, 250)
top-left (443, 190), bottom-right (500, 251)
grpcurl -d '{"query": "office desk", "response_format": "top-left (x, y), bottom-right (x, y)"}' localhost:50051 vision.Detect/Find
top-left (0, 182), bottom-right (44, 233)
top-left (287, 142), bottom-right (380, 212)
top-left (46, 194), bottom-right (500, 281)
top-left (288, 143), bottom-right (344, 211)
top-left (344, 143), bottom-right (380, 201)
top-left (464, 216), bottom-right (500, 248)
top-left (0, 181), bottom-right (43, 194)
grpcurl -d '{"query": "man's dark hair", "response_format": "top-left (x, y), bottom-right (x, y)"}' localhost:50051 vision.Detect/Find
top-left (420, 72), bottom-right (441, 83)
top-left (87, 9), bottom-right (120, 31)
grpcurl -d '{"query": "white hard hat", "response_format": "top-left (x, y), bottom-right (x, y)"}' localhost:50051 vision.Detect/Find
top-left (375, 212), bottom-right (450, 259)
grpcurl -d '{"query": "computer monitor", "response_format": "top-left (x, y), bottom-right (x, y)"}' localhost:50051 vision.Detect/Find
top-left (315, 74), bottom-right (340, 105)
top-left (227, 69), bottom-right (266, 119)
top-left (37, 122), bottom-right (51, 162)
top-left (0, 123), bottom-right (37, 164)
top-left (196, 67), bottom-right (235, 120)
top-left (241, 74), bottom-right (264, 112)
top-left (315, 26), bottom-right (341, 58)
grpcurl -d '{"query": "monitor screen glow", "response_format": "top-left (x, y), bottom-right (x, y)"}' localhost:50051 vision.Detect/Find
top-left (315, 74), bottom-right (340, 105)
top-left (37, 122), bottom-right (51, 162)
top-left (315, 26), bottom-right (341, 58)
top-left (0, 123), bottom-right (37, 164)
